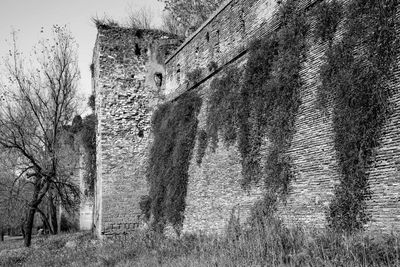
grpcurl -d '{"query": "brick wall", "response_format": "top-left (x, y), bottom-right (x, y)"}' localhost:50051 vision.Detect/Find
top-left (366, 8), bottom-right (400, 231)
top-left (183, 65), bottom-right (265, 234)
top-left (164, 0), bottom-right (400, 234)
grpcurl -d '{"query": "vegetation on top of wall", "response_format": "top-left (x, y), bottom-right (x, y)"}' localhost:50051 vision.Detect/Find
top-left (147, 91), bottom-right (202, 232)
top-left (91, 16), bottom-right (120, 29)
top-left (316, 0), bottom-right (399, 233)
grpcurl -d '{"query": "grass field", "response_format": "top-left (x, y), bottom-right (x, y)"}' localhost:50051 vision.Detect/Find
top-left (1, 220), bottom-right (400, 266)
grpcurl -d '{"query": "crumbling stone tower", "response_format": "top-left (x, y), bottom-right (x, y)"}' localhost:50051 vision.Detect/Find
top-left (91, 25), bottom-right (181, 237)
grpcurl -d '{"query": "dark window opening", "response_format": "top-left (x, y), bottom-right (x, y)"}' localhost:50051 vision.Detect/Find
top-left (177, 64), bottom-right (181, 83)
top-left (154, 72), bottom-right (163, 88)
top-left (215, 30), bottom-right (220, 52)
top-left (138, 129), bottom-right (144, 138)
top-left (135, 29), bottom-right (143, 38)
top-left (135, 43), bottom-right (141, 56)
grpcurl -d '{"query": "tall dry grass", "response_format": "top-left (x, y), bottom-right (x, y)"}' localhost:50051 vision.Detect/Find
top-left (1, 219), bottom-right (400, 266)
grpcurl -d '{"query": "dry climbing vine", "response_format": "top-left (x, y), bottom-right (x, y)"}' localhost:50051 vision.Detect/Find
top-left (316, 0), bottom-right (399, 232)
top-left (202, 0), bottom-right (308, 201)
top-left (146, 91), bottom-right (202, 232)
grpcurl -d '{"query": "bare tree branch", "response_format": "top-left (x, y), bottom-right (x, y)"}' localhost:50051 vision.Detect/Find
top-left (159, 0), bottom-right (224, 35)
top-left (0, 25), bottom-right (81, 247)
top-left (127, 6), bottom-right (154, 29)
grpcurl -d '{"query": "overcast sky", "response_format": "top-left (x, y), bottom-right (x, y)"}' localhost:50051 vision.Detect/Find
top-left (0, 0), bottom-right (165, 114)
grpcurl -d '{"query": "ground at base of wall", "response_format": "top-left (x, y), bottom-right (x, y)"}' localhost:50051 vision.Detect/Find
top-left (1, 224), bottom-right (400, 266)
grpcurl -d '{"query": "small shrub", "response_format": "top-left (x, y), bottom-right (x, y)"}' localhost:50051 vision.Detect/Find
top-left (60, 214), bottom-right (79, 233)
top-left (249, 193), bottom-right (278, 228)
top-left (207, 61), bottom-right (218, 72)
top-left (88, 94), bottom-right (95, 111)
top-left (70, 115), bottom-right (83, 133)
top-left (186, 68), bottom-right (202, 84)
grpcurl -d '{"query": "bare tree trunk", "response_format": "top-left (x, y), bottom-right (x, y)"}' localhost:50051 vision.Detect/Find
top-left (24, 207), bottom-right (35, 247)
top-left (25, 182), bottom-right (49, 247)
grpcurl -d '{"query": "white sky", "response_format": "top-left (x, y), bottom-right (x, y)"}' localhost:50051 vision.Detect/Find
top-left (0, 0), bottom-right (165, 114)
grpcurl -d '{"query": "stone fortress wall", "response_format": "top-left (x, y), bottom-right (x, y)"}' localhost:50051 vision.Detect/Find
top-left (164, 0), bottom-right (400, 233)
top-left (58, 130), bottom-right (94, 231)
top-left (91, 26), bottom-right (181, 237)
top-left (93, 0), bottom-right (400, 237)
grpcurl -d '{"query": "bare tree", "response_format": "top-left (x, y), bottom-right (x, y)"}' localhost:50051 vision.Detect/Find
top-left (0, 25), bottom-right (80, 247)
top-left (91, 15), bottom-right (120, 28)
top-left (158, 0), bottom-right (224, 34)
top-left (127, 6), bottom-right (154, 29)
top-left (161, 11), bottom-right (186, 36)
